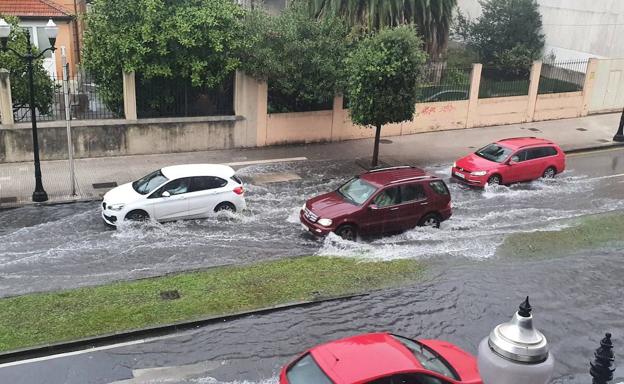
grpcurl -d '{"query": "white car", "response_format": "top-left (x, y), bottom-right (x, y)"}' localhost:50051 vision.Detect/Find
top-left (101, 164), bottom-right (246, 226)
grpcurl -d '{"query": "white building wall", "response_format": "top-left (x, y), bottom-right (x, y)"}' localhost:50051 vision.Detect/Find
top-left (456, 0), bottom-right (624, 60)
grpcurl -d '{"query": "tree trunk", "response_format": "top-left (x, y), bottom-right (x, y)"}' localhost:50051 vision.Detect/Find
top-left (371, 124), bottom-right (382, 167)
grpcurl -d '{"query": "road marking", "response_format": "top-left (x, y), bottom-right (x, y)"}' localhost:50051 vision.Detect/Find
top-left (225, 157), bottom-right (307, 167)
top-left (568, 147), bottom-right (624, 157)
top-left (0, 333), bottom-right (185, 369)
top-left (591, 172), bottom-right (624, 180)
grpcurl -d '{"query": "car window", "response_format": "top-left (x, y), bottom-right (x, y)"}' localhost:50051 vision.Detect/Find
top-left (338, 177), bottom-right (378, 205)
top-left (151, 177), bottom-right (191, 198)
top-left (373, 186), bottom-right (401, 208)
top-left (286, 354), bottom-right (333, 384)
top-left (512, 150), bottom-right (528, 162)
top-left (526, 148), bottom-right (545, 160)
top-left (367, 374), bottom-right (449, 384)
top-left (475, 143), bottom-right (513, 163)
top-left (545, 146), bottom-right (558, 156)
top-left (391, 335), bottom-right (459, 380)
top-left (231, 175), bottom-right (243, 184)
top-left (190, 176), bottom-right (227, 192)
top-left (401, 184), bottom-right (426, 202)
top-left (132, 169), bottom-right (169, 195)
top-left (429, 181), bottom-right (449, 196)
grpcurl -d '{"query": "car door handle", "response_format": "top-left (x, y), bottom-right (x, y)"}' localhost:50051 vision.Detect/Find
top-left (420, 202), bottom-right (429, 205)
top-left (390, 207), bottom-right (400, 211)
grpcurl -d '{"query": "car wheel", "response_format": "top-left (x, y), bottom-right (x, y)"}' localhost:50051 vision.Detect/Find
top-left (487, 174), bottom-right (502, 186)
top-left (125, 210), bottom-right (149, 222)
top-left (542, 167), bottom-right (557, 179)
top-left (215, 202), bottom-right (236, 213)
top-left (419, 213), bottom-right (441, 229)
top-left (335, 225), bottom-right (357, 241)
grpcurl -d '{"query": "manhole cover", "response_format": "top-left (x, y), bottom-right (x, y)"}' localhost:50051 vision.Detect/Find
top-left (576, 128), bottom-right (588, 131)
top-left (380, 139), bottom-right (393, 144)
top-left (92, 182), bottom-right (118, 189)
top-left (528, 128), bottom-right (541, 132)
top-left (160, 290), bottom-right (181, 300)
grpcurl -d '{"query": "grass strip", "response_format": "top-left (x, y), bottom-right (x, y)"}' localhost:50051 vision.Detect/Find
top-left (0, 256), bottom-right (423, 352)
top-left (497, 212), bottom-right (624, 259)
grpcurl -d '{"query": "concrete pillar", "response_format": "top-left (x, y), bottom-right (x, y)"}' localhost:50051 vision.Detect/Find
top-left (526, 61), bottom-right (543, 122)
top-left (233, 70), bottom-right (268, 147)
top-left (331, 94), bottom-right (344, 141)
top-left (581, 58), bottom-right (599, 116)
top-left (466, 63), bottom-right (482, 128)
top-left (122, 71), bottom-right (137, 120)
top-left (0, 69), bottom-right (14, 126)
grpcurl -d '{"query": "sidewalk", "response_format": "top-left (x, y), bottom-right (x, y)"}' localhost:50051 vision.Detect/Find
top-left (1, 112), bottom-right (622, 207)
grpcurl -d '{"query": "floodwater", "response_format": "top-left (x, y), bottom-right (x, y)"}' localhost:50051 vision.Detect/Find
top-left (1, 156), bottom-right (622, 297)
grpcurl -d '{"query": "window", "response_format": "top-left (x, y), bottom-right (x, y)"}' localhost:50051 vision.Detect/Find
top-left (159, 177), bottom-right (192, 196)
top-left (527, 147), bottom-right (557, 160)
top-left (190, 176), bottom-right (227, 192)
top-left (511, 150), bottom-right (528, 162)
top-left (367, 374), bottom-right (449, 384)
top-left (429, 181), bottom-right (449, 196)
top-left (337, 177), bottom-right (378, 205)
top-left (373, 186), bottom-right (401, 207)
top-left (230, 175), bottom-right (243, 185)
top-left (475, 143), bottom-right (513, 163)
top-left (545, 146), bottom-right (558, 156)
top-left (286, 354), bottom-right (333, 384)
top-left (391, 335), bottom-right (459, 380)
top-left (132, 170), bottom-right (169, 195)
top-left (401, 184), bottom-right (426, 202)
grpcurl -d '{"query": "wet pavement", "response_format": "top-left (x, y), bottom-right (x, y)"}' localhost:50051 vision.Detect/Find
top-left (0, 148), bottom-right (623, 383)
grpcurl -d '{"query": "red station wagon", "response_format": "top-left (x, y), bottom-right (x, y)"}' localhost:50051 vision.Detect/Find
top-left (451, 137), bottom-right (566, 187)
top-left (280, 332), bottom-right (482, 384)
top-left (300, 166), bottom-right (452, 240)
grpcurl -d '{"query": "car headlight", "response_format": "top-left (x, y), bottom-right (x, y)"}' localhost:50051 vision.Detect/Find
top-left (317, 218), bottom-right (333, 227)
top-left (471, 171), bottom-right (487, 176)
top-left (452, 162), bottom-right (457, 168)
top-left (301, 203), bottom-right (307, 211)
top-left (108, 203), bottom-right (125, 211)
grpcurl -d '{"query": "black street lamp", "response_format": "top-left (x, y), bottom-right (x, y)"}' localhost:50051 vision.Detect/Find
top-left (614, 108), bottom-right (624, 142)
top-left (0, 18), bottom-right (58, 202)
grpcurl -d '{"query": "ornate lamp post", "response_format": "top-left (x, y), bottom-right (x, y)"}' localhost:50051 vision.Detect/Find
top-left (614, 108), bottom-right (624, 142)
top-left (0, 18), bottom-right (58, 202)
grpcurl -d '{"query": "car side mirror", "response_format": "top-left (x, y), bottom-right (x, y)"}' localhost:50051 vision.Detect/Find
top-left (161, 191), bottom-right (171, 198)
top-left (508, 156), bottom-right (520, 165)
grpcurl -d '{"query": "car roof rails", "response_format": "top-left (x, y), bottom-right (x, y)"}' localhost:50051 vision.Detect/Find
top-left (389, 175), bottom-right (435, 184)
top-left (366, 165), bottom-right (414, 173)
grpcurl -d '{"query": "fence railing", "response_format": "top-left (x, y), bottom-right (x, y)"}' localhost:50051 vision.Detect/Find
top-left (416, 63), bottom-right (472, 102)
top-left (538, 60), bottom-right (588, 95)
top-left (479, 66), bottom-right (531, 99)
top-left (135, 75), bottom-right (234, 119)
top-left (12, 71), bottom-right (118, 123)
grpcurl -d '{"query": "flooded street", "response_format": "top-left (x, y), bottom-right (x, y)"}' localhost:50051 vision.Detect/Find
top-left (0, 149), bottom-right (623, 383)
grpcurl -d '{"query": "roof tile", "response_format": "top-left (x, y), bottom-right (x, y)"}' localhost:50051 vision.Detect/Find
top-left (0, 0), bottom-right (72, 18)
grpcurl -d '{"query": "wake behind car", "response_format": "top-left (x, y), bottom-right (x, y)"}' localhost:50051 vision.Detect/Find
top-left (300, 166), bottom-right (452, 240)
top-left (451, 137), bottom-right (565, 187)
top-left (280, 332), bottom-right (482, 384)
top-left (101, 164), bottom-right (246, 226)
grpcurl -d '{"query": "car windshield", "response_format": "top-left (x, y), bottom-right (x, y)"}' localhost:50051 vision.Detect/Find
top-left (391, 335), bottom-right (459, 380)
top-left (475, 143), bottom-right (513, 163)
top-left (337, 177), bottom-right (377, 205)
top-left (286, 354), bottom-right (333, 384)
top-left (132, 170), bottom-right (169, 195)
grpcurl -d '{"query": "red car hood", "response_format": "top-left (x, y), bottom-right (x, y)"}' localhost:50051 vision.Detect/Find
top-left (419, 339), bottom-right (482, 384)
top-left (456, 154), bottom-right (501, 172)
top-left (306, 191), bottom-right (360, 219)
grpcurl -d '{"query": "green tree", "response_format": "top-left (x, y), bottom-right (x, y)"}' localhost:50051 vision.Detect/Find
top-left (303, 0), bottom-right (457, 58)
top-left (454, 0), bottom-right (544, 76)
top-left (345, 26), bottom-right (427, 166)
top-left (0, 15), bottom-right (55, 121)
top-left (239, 3), bottom-right (349, 112)
top-left (82, 0), bottom-right (245, 116)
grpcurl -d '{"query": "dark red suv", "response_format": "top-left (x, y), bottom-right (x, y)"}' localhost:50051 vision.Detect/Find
top-left (300, 166), bottom-right (452, 240)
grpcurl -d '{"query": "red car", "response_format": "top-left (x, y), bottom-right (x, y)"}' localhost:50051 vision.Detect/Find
top-left (301, 166), bottom-right (452, 240)
top-left (451, 137), bottom-right (566, 187)
top-left (279, 332), bottom-right (482, 384)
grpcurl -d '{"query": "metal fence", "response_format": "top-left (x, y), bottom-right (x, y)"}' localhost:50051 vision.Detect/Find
top-left (13, 71), bottom-right (118, 123)
top-left (416, 63), bottom-right (472, 102)
top-left (538, 60), bottom-right (588, 94)
top-left (479, 66), bottom-right (531, 99)
top-left (268, 85), bottom-right (333, 114)
top-left (135, 75), bottom-right (234, 119)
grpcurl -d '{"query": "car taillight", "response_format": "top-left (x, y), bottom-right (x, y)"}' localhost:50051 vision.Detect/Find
top-left (233, 186), bottom-right (244, 195)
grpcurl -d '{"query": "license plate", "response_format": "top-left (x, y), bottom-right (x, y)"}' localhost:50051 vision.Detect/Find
top-left (454, 171), bottom-right (466, 179)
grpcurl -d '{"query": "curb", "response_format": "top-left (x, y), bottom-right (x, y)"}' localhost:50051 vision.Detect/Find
top-left (563, 142), bottom-right (624, 154)
top-left (0, 293), bottom-right (368, 364)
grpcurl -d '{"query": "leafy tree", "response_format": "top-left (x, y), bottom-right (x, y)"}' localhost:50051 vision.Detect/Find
top-left (82, 0), bottom-right (246, 116)
top-left (303, 0), bottom-right (457, 58)
top-left (0, 15), bottom-right (55, 121)
top-left (239, 3), bottom-right (349, 112)
top-left (453, 0), bottom-right (544, 77)
top-left (345, 26), bottom-right (427, 166)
